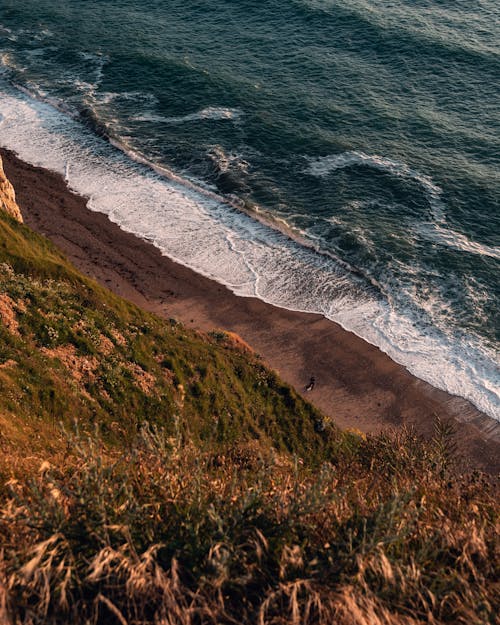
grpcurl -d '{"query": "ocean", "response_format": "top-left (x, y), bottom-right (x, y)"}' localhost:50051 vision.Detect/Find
top-left (0, 0), bottom-right (498, 419)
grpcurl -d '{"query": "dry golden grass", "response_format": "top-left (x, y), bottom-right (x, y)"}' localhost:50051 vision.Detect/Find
top-left (0, 422), bottom-right (497, 625)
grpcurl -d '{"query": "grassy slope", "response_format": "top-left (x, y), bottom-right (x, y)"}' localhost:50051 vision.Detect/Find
top-left (0, 211), bottom-right (498, 625)
top-left (0, 211), bottom-right (335, 472)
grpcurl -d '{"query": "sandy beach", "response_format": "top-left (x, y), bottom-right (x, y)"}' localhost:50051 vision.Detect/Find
top-left (1, 147), bottom-right (498, 473)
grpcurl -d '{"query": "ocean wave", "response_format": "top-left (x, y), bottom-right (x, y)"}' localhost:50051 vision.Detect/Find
top-left (0, 52), bottom-right (27, 75)
top-left (0, 24), bottom-right (15, 38)
top-left (0, 45), bottom-right (108, 115)
top-left (32, 28), bottom-right (53, 41)
top-left (297, 0), bottom-right (500, 61)
top-left (207, 146), bottom-right (249, 174)
top-left (419, 223), bottom-right (500, 261)
top-left (132, 106), bottom-right (243, 124)
top-left (305, 151), bottom-right (445, 222)
top-left (95, 91), bottom-right (159, 107)
top-left (77, 50), bottom-right (107, 86)
top-left (309, 151), bottom-right (500, 262)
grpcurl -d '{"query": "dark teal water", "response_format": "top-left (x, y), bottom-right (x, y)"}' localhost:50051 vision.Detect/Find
top-left (0, 0), bottom-right (499, 417)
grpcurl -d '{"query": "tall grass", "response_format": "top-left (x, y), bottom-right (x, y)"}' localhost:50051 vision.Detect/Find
top-left (1, 422), bottom-right (497, 624)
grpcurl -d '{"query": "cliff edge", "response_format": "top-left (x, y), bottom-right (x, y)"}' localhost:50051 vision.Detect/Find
top-left (0, 154), bottom-right (23, 223)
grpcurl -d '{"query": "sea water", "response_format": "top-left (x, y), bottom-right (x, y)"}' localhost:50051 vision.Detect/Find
top-left (0, 0), bottom-right (498, 418)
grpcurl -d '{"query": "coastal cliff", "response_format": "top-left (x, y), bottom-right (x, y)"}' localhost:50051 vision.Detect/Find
top-left (0, 154), bottom-right (23, 223)
top-left (0, 158), bottom-right (498, 625)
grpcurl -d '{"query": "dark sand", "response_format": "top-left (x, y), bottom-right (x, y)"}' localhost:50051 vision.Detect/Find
top-left (2, 147), bottom-right (498, 473)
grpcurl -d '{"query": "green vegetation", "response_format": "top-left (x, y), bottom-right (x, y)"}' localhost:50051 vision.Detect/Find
top-left (0, 212), bottom-right (333, 468)
top-left (0, 211), bottom-right (498, 624)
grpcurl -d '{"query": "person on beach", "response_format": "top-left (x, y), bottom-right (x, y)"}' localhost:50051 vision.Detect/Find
top-left (305, 376), bottom-right (315, 391)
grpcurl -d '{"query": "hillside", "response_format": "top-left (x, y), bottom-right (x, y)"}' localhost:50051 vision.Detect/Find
top-left (0, 205), bottom-right (336, 474)
top-left (0, 169), bottom-right (498, 625)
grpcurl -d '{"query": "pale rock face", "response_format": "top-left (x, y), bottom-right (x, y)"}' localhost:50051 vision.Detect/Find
top-left (0, 155), bottom-right (23, 223)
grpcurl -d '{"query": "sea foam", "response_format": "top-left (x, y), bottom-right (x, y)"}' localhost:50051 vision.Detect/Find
top-left (132, 106), bottom-right (243, 125)
top-left (306, 151), bottom-right (500, 261)
top-left (305, 151), bottom-right (445, 222)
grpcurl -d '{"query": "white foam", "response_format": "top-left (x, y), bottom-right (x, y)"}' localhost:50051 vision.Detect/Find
top-left (76, 51), bottom-right (107, 87)
top-left (310, 149), bottom-right (500, 262)
top-left (419, 222), bottom-right (500, 261)
top-left (305, 151), bottom-right (446, 222)
top-left (0, 85), bottom-right (498, 420)
top-left (0, 53), bottom-right (27, 75)
top-left (95, 91), bottom-right (159, 108)
top-left (132, 106), bottom-right (243, 125)
top-left (33, 27), bottom-right (54, 41)
top-left (207, 145), bottom-right (250, 174)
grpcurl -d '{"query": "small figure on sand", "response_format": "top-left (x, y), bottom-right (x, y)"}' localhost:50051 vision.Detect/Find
top-left (305, 376), bottom-right (315, 392)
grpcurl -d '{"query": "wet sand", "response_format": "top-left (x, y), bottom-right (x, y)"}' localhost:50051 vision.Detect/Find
top-left (2, 147), bottom-right (498, 473)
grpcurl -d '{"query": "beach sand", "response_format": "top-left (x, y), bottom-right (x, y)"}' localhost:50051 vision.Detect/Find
top-left (1, 147), bottom-right (498, 473)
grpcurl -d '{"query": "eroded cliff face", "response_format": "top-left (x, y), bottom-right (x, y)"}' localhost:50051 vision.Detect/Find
top-left (0, 155), bottom-right (23, 223)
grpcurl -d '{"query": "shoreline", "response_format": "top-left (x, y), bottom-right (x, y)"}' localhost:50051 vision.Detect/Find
top-left (1, 147), bottom-right (499, 473)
